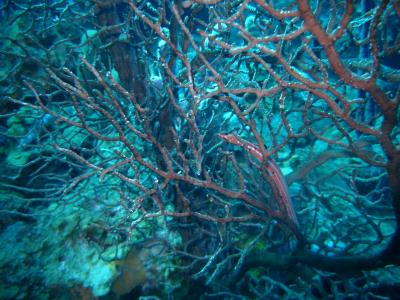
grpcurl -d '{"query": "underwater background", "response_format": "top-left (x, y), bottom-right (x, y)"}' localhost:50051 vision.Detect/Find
top-left (0, 0), bottom-right (399, 299)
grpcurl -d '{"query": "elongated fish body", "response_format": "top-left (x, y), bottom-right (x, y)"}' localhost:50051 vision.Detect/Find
top-left (219, 134), bottom-right (299, 227)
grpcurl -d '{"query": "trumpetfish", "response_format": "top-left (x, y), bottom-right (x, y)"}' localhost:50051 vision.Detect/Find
top-left (218, 133), bottom-right (299, 228)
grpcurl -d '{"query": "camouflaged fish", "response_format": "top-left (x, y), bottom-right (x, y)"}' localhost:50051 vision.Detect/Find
top-left (219, 133), bottom-right (299, 227)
